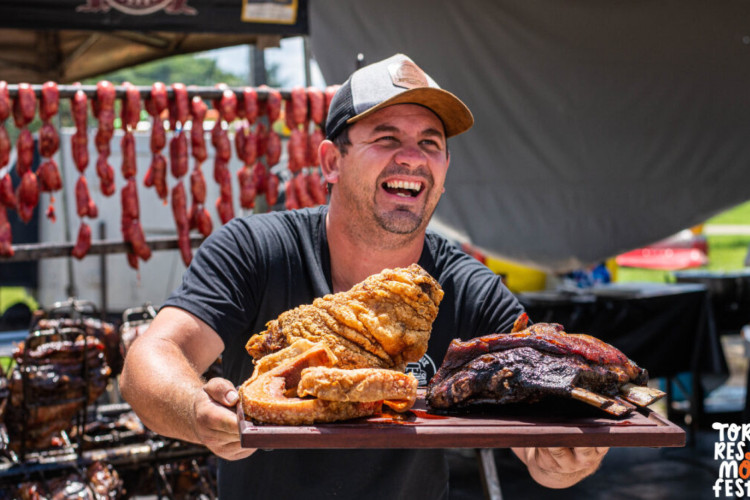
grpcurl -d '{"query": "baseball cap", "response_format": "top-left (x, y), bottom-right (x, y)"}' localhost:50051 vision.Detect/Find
top-left (325, 53), bottom-right (474, 140)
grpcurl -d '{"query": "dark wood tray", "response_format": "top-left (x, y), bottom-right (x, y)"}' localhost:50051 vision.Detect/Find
top-left (237, 397), bottom-right (685, 449)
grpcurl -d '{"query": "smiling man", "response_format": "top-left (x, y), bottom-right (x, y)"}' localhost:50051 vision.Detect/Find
top-left (322, 103), bottom-right (450, 291)
top-left (120, 53), bottom-right (607, 499)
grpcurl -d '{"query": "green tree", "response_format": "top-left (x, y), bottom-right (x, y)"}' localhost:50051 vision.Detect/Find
top-left (84, 52), bottom-right (280, 87)
top-left (41, 52), bottom-right (280, 128)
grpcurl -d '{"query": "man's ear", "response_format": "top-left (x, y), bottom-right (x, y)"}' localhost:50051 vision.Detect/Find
top-left (319, 140), bottom-right (341, 184)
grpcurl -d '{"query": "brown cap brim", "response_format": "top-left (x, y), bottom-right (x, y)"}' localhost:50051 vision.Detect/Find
top-left (345, 87), bottom-right (474, 138)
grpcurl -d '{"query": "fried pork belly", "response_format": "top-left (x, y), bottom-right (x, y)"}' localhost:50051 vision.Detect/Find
top-left (298, 367), bottom-right (418, 410)
top-left (247, 338), bottom-right (317, 383)
top-left (240, 265), bottom-right (440, 425)
top-left (245, 264), bottom-right (444, 371)
top-left (239, 343), bottom-right (381, 425)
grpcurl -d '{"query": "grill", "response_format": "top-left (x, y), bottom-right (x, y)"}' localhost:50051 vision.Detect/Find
top-left (0, 300), bottom-right (216, 498)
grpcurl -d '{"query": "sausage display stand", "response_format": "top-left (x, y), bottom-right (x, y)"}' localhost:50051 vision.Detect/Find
top-left (0, 81), bottom-right (331, 497)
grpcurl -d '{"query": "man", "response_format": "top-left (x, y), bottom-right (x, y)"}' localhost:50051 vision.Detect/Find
top-left (120, 53), bottom-right (607, 498)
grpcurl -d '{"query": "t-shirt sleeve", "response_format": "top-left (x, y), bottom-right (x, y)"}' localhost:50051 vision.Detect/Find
top-left (162, 219), bottom-right (261, 343)
top-left (453, 259), bottom-right (525, 339)
top-left (427, 235), bottom-right (525, 340)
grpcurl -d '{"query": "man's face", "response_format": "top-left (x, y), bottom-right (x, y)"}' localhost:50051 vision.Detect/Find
top-left (331, 104), bottom-right (450, 240)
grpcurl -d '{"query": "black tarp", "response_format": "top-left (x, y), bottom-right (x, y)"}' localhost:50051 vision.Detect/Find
top-left (518, 285), bottom-right (728, 380)
top-left (309, 0), bottom-right (750, 273)
top-left (0, 0), bottom-right (307, 35)
top-left (0, 0), bottom-right (308, 82)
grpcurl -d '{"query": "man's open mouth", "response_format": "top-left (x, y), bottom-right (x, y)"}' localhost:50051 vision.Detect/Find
top-left (382, 180), bottom-right (423, 198)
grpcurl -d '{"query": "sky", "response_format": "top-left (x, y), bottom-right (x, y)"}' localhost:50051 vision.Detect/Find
top-left (198, 37), bottom-right (327, 88)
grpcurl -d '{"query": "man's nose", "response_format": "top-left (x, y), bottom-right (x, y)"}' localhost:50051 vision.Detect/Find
top-left (393, 144), bottom-right (426, 168)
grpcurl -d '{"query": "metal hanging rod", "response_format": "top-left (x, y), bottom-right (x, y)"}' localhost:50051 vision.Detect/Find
top-left (2, 84), bottom-right (295, 100)
top-left (4, 235), bottom-right (204, 262)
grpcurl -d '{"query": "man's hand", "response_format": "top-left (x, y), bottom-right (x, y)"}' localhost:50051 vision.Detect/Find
top-left (512, 447), bottom-right (608, 489)
top-left (192, 377), bottom-right (256, 461)
top-left (121, 307), bottom-right (255, 462)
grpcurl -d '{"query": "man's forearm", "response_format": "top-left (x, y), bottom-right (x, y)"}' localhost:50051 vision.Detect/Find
top-left (120, 335), bottom-right (206, 443)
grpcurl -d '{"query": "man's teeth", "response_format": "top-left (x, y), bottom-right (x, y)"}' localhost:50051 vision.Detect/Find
top-left (385, 180), bottom-right (422, 192)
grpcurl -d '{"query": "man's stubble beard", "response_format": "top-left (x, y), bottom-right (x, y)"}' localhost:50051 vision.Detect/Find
top-left (337, 163), bottom-right (442, 249)
top-left (367, 188), bottom-right (443, 250)
top-left (371, 165), bottom-right (438, 235)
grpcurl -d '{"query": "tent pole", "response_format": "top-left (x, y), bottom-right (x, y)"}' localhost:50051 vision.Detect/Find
top-left (57, 112), bottom-right (77, 299)
top-left (249, 44), bottom-right (267, 86)
top-left (303, 36), bottom-right (312, 87)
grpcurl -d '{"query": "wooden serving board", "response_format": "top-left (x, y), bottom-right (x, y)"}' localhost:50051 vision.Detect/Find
top-left (237, 397), bottom-right (685, 449)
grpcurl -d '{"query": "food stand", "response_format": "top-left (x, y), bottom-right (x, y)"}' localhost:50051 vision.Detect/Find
top-left (4, 3), bottom-right (735, 497)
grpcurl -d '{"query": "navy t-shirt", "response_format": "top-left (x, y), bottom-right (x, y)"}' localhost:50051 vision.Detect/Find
top-left (164, 205), bottom-right (524, 499)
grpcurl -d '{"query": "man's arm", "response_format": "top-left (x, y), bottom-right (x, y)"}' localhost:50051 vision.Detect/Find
top-left (120, 306), bottom-right (255, 461)
top-left (511, 447), bottom-right (608, 488)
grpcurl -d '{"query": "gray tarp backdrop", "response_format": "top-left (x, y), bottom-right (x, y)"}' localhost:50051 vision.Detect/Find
top-left (309, 0), bottom-right (750, 273)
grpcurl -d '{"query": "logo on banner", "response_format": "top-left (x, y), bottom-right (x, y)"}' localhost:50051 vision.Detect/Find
top-left (76, 0), bottom-right (197, 16)
top-left (712, 422), bottom-right (750, 498)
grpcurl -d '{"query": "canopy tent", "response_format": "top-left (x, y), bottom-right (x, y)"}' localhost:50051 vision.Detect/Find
top-left (309, 0), bottom-right (750, 273)
top-left (0, 0), bottom-right (308, 83)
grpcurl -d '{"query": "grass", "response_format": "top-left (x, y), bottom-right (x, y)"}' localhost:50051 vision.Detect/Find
top-left (616, 200), bottom-right (750, 284)
top-left (705, 199), bottom-right (750, 225)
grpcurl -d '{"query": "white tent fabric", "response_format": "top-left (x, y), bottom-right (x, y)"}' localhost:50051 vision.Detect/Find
top-left (308, 0), bottom-right (750, 273)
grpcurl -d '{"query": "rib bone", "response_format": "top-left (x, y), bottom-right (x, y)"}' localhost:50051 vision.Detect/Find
top-left (619, 383), bottom-right (666, 407)
top-left (570, 387), bottom-right (632, 416)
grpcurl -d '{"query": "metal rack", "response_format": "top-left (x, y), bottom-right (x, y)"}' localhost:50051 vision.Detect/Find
top-left (3, 223), bottom-right (205, 264)
top-left (3, 83), bottom-right (294, 101)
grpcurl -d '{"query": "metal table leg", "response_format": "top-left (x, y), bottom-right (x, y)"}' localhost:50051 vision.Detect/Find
top-left (475, 448), bottom-right (503, 500)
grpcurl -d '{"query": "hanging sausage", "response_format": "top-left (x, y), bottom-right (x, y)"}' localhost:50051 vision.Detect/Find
top-left (171, 181), bottom-right (192, 266)
top-left (168, 83), bottom-right (189, 180)
top-left (143, 82), bottom-right (169, 203)
top-left (235, 121), bottom-right (257, 210)
top-left (70, 84), bottom-right (96, 260)
top-left (211, 84), bottom-right (235, 225)
top-left (166, 83), bottom-right (193, 267)
top-left (188, 96), bottom-right (212, 238)
top-left (71, 222), bottom-right (92, 260)
top-left (13, 83), bottom-right (39, 222)
top-left (118, 83), bottom-right (151, 270)
top-left (36, 82), bottom-right (62, 222)
top-left (0, 205), bottom-right (12, 257)
top-left (93, 81), bottom-right (116, 196)
top-left (0, 82), bottom-right (15, 216)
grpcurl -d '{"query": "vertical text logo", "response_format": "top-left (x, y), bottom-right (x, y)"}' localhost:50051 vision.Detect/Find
top-left (712, 422), bottom-right (750, 497)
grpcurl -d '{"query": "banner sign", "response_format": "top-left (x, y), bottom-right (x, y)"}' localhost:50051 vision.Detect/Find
top-left (0, 0), bottom-right (308, 35)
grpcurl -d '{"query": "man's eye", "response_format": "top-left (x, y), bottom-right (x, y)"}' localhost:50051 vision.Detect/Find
top-left (376, 135), bottom-right (398, 142)
top-left (421, 139), bottom-right (441, 149)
